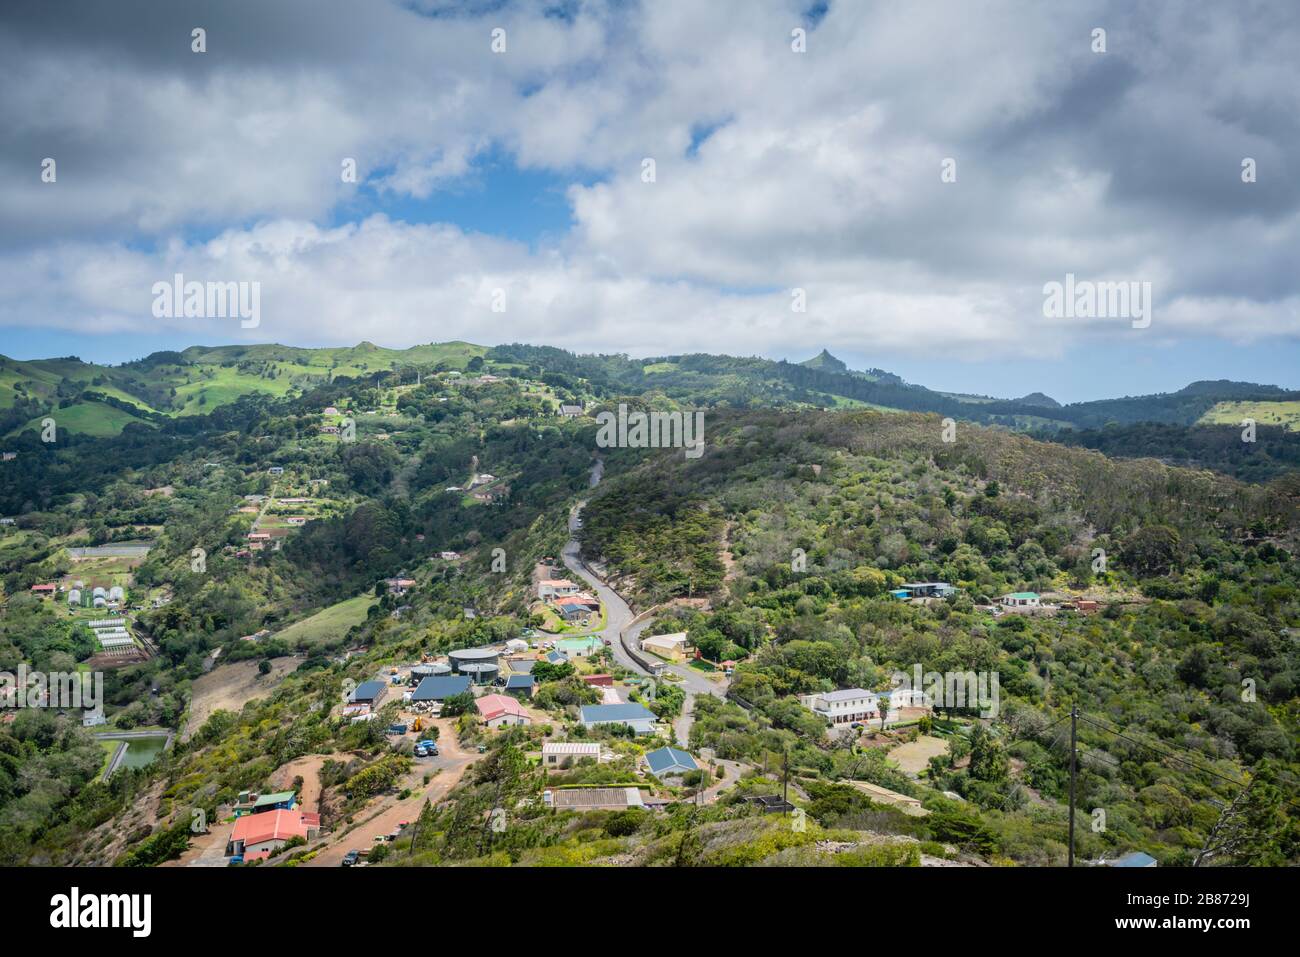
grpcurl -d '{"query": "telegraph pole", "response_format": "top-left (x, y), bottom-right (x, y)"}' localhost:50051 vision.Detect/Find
top-left (1068, 705), bottom-right (1078, 868)
top-left (782, 749), bottom-right (790, 815)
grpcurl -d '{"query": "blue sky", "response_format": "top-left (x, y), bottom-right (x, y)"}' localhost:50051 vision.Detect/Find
top-left (2, 0), bottom-right (1299, 405)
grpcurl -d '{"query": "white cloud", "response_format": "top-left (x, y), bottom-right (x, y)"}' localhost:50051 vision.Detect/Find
top-left (2, 0), bottom-right (1299, 359)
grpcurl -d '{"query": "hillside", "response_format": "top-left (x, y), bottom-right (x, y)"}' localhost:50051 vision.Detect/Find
top-left (1, 345), bottom-right (1297, 870)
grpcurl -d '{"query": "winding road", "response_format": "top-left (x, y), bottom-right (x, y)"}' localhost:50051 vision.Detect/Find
top-left (562, 459), bottom-right (727, 747)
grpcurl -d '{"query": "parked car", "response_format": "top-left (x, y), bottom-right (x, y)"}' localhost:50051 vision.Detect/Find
top-left (341, 850), bottom-right (360, 867)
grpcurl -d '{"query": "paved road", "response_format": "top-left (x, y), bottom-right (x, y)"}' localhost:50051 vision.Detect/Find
top-left (562, 459), bottom-right (727, 746)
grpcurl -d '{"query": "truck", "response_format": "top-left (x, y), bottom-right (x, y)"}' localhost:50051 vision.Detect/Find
top-left (385, 723), bottom-right (407, 735)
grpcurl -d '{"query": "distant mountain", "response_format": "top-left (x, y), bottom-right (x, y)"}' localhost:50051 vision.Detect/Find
top-left (5, 341), bottom-right (1299, 440)
top-left (800, 349), bottom-right (849, 374)
top-left (1016, 392), bottom-right (1061, 409)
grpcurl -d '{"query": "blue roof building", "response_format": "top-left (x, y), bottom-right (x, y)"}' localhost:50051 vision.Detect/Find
top-left (644, 746), bottom-right (698, 778)
top-left (350, 680), bottom-right (387, 704)
top-left (1108, 851), bottom-right (1158, 868)
top-left (580, 702), bottom-right (657, 734)
top-left (412, 675), bottom-right (472, 703)
top-left (503, 674), bottom-right (535, 696)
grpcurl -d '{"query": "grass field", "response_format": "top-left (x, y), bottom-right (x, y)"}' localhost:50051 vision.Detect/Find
top-left (2, 341), bottom-right (495, 433)
top-left (12, 401), bottom-right (148, 438)
top-left (274, 594), bottom-right (379, 648)
top-left (1199, 400), bottom-right (1300, 431)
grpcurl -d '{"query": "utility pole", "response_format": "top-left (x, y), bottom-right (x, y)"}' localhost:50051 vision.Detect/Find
top-left (1068, 705), bottom-right (1078, 868)
top-left (782, 749), bottom-right (790, 815)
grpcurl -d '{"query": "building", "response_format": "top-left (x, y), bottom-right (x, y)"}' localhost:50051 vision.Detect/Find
top-left (999, 592), bottom-right (1040, 608)
top-left (29, 583), bottom-right (57, 598)
top-left (644, 746), bottom-right (699, 779)
top-left (233, 790), bottom-right (297, 817)
top-left (537, 578), bottom-right (581, 600)
top-left (226, 808), bottom-right (319, 860)
top-left (384, 577), bottom-right (416, 595)
top-left (411, 674), bottom-right (472, 706)
top-left (475, 693), bottom-right (531, 728)
top-left (267, 466), bottom-right (284, 475)
top-left (543, 787), bottom-right (645, 811)
top-left (800, 689), bottom-right (877, 725)
top-left (579, 702), bottom-right (657, 735)
top-left (440, 551), bottom-right (460, 560)
top-left (558, 404), bottom-right (584, 418)
top-left (502, 674), bottom-right (534, 698)
top-left (901, 582), bottom-right (956, 599)
top-left (640, 632), bottom-right (688, 662)
top-left (345, 680), bottom-right (387, 716)
top-left (1107, 851), bottom-right (1158, 868)
top-left (580, 674), bottom-right (614, 688)
top-left (541, 742), bottom-right (602, 768)
top-left (800, 687), bottom-right (928, 725)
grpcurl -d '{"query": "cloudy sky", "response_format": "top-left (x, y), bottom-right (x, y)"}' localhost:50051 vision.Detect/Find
top-left (2, 0), bottom-right (1298, 401)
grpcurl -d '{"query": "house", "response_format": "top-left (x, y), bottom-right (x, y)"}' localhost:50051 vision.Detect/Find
top-left (226, 808), bottom-right (319, 859)
top-left (440, 551), bottom-right (460, 560)
top-left (555, 602), bottom-right (590, 622)
top-left (1107, 851), bottom-right (1158, 868)
top-left (999, 592), bottom-right (1040, 608)
top-left (286, 516), bottom-right (308, 525)
top-left (384, 577), bottom-right (417, 595)
top-left (267, 466), bottom-right (284, 475)
top-left (901, 582), bottom-right (956, 599)
top-left (800, 689), bottom-right (877, 725)
top-left (502, 674), bottom-right (535, 698)
top-left (545, 650), bottom-right (567, 666)
top-left (640, 632), bottom-right (688, 661)
top-left (29, 583), bottom-right (57, 598)
top-left (581, 674), bottom-right (614, 688)
top-left (323, 407), bottom-right (339, 416)
top-left (579, 702), bottom-right (657, 734)
top-left (558, 404), bottom-right (584, 418)
top-left (475, 693), bottom-right (531, 728)
top-left (1, 452), bottom-right (17, 462)
top-left (541, 742), bottom-right (602, 768)
top-left (247, 532), bottom-right (271, 542)
top-left (0, 517), bottom-right (16, 525)
top-left (345, 680), bottom-right (387, 715)
top-left (543, 787), bottom-right (645, 811)
top-left (644, 746), bottom-right (699, 779)
top-left (411, 674), bottom-right (472, 706)
top-left (233, 790), bottom-right (297, 817)
top-left (537, 578), bottom-right (580, 600)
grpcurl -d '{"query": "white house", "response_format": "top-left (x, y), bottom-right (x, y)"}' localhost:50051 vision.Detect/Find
top-left (999, 592), bottom-right (1040, 607)
top-left (800, 687), bottom-right (929, 725)
top-left (541, 742), bottom-right (602, 767)
top-left (537, 578), bottom-right (581, 600)
top-left (640, 632), bottom-right (688, 661)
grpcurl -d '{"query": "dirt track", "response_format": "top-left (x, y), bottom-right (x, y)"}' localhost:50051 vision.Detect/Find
top-left (304, 718), bottom-right (480, 867)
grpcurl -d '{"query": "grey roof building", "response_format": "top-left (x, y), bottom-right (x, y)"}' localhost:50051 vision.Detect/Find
top-left (411, 675), bottom-right (472, 702)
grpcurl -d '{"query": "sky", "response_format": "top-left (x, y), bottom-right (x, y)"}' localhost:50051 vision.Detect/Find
top-left (2, 0), bottom-right (1299, 404)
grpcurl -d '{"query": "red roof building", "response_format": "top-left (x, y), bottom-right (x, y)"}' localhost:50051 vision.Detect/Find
top-left (226, 809), bottom-right (318, 859)
top-left (475, 693), bottom-right (531, 728)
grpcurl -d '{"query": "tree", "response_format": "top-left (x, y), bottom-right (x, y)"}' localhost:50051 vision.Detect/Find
top-left (877, 693), bottom-right (891, 731)
top-left (441, 691), bottom-right (476, 717)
